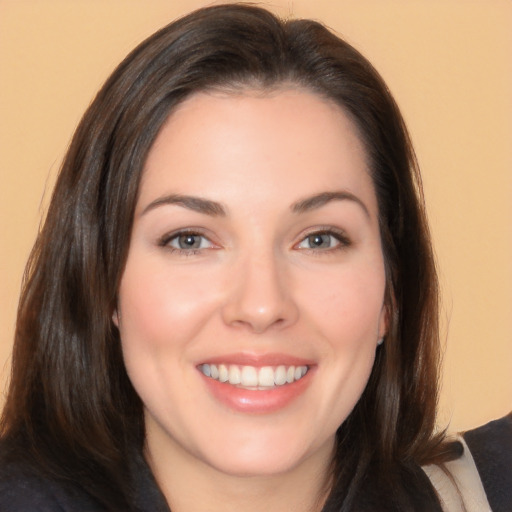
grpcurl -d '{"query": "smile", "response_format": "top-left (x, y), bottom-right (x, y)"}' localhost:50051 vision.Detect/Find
top-left (199, 363), bottom-right (309, 389)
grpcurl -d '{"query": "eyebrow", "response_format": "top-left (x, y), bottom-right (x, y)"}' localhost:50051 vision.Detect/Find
top-left (291, 191), bottom-right (370, 217)
top-left (141, 194), bottom-right (227, 217)
top-left (141, 190), bottom-right (369, 218)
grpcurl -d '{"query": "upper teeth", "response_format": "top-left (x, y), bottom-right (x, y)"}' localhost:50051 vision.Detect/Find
top-left (200, 364), bottom-right (308, 388)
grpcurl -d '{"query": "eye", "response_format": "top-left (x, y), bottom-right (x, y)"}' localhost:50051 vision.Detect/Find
top-left (296, 229), bottom-right (350, 251)
top-left (160, 231), bottom-right (214, 252)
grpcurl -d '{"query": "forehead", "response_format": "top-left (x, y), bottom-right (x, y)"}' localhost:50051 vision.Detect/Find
top-left (138, 88), bottom-right (376, 216)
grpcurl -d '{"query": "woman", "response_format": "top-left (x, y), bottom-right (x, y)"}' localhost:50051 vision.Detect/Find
top-left (0, 4), bottom-right (507, 511)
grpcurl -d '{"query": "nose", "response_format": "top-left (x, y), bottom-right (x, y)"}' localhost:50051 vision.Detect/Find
top-left (221, 251), bottom-right (299, 334)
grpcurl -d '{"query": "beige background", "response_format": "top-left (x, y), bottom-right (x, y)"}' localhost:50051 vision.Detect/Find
top-left (1, 0), bottom-right (510, 433)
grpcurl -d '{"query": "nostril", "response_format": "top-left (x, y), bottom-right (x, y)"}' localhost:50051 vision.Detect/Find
top-left (230, 315), bottom-right (285, 334)
top-left (220, 262), bottom-right (299, 332)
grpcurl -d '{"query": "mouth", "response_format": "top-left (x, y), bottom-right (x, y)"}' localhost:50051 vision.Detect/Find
top-left (199, 363), bottom-right (309, 389)
top-left (197, 356), bottom-right (314, 413)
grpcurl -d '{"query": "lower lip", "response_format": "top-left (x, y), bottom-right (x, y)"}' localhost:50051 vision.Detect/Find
top-left (200, 369), bottom-right (314, 414)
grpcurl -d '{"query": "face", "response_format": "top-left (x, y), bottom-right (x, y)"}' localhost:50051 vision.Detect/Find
top-left (115, 89), bottom-right (387, 479)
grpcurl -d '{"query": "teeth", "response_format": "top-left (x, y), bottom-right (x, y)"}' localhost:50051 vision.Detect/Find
top-left (200, 363), bottom-right (309, 388)
top-left (218, 364), bottom-right (229, 383)
top-left (241, 366), bottom-right (258, 386)
top-left (258, 366), bottom-right (274, 387)
top-left (228, 365), bottom-right (241, 385)
top-left (275, 365), bottom-right (287, 385)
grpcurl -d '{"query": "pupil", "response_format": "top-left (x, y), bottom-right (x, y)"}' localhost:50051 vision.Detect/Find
top-left (179, 235), bottom-right (199, 249)
top-left (310, 234), bottom-right (328, 247)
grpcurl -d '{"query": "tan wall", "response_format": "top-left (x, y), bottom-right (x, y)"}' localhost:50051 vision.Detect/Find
top-left (1, 0), bottom-right (510, 433)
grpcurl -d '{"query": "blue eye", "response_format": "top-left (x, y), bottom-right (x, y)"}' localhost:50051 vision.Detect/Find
top-left (161, 232), bottom-right (213, 252)
top-left (296, 230), bottom-right (349, 251)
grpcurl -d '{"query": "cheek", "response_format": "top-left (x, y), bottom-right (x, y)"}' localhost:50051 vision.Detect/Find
top-left (301, 263), bottom-right (386, 342)
top-left (297, 262), bottom-right (385, 416)
top-left (116, 261), bottom-right (224, 412)
top-left (117, 260), bottom-right (222, 350)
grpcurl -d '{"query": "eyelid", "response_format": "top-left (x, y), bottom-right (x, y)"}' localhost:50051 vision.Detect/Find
top-left (293, 226), bottom-right (352, 251)
top-left (157, 226), bottom-right (351, 254)
top-left (158, 228), bottom-right (219, 252)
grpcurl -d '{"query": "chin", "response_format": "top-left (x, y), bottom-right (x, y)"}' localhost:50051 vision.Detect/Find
top-left (196, 427), bottom-right (335, 478)
top-left (205, 449), bottom-right (310, 478)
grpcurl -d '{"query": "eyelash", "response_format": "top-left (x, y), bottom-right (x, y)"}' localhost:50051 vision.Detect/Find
top-left (294, 227), bottom-right (351, 253)
top-left (158, 229), bottom-right (214, 256)
top-left (158, 227), bottom-right (351, 256)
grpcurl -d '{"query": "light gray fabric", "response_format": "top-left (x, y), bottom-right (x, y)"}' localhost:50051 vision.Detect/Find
top-left (423, 436), bottom-right (492, 512)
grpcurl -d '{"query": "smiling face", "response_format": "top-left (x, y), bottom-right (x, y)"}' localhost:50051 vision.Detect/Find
top-left (115, 89), bottom-right (387, 481)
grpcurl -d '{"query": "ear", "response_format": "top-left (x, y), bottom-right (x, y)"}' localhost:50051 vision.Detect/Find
top-left (378, 304), bottom-right (389, 340)
top-left (112, 308), bottom-right (120, 327)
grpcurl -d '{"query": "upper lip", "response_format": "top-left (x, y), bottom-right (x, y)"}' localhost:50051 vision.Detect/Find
top-left (198, 352), bottom-right (315, 367)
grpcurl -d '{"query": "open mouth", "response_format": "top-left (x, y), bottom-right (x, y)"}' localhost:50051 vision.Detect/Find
top-left (199, 363), bottom-right (309, 389)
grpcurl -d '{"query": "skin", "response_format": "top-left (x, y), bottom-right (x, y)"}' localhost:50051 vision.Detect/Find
top-left (114, 88), bottom-right (388, 512)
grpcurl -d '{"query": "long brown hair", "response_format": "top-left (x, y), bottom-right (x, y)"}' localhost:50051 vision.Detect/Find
top-left (1, 4), bottom-right (457, 510)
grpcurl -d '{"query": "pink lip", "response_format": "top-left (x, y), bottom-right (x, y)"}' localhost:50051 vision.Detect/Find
top-left (197, 353), bottom-right (316, 414)
top-left (199, 352), bottom-right (314, 367)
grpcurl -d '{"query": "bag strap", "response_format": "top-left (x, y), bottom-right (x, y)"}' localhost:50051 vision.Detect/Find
top-left (422, 436), bottom-right (492, 512)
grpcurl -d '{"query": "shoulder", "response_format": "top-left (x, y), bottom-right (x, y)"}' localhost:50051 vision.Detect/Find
top-left (423, 413), bottom-right (512, 512)
top-left (423, 436), bottom-right (492, 512)
top-left (463, 412), bottom-right (512, 512)
top-left (0, 457), bottom-right (104, 512)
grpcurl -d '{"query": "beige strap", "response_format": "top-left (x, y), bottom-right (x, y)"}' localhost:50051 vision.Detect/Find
top-left (422, 437), bottom-right (492, 512)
